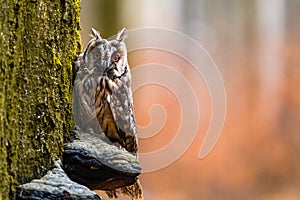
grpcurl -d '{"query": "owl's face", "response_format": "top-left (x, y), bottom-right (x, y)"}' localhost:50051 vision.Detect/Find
top-left (83, 28), bottom-right (128, 78)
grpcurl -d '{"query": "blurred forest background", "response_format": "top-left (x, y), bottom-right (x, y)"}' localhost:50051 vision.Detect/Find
top-left (80, 0), bottom-right (300, 199)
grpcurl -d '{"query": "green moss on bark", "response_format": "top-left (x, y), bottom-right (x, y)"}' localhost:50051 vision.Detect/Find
top-left (0, 0), bottom-right (81, 199)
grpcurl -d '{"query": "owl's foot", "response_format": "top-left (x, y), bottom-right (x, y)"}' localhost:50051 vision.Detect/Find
top-left (114, 142), bottom-right (127, 151)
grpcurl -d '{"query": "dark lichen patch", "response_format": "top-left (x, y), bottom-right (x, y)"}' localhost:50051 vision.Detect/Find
top-left (0, 0), bottom-right (81, 199)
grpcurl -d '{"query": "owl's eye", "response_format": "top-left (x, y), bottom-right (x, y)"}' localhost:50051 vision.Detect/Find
top-left (112, 53), bottom-right (121, 62)
top-left (93, 52), bottom-right (100, 59)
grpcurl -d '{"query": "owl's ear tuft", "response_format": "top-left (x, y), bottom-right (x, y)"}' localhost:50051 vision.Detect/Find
top-left (116, 28), bottom-right (127, 42)
top-left (90, 28), bottom-right (102, 40)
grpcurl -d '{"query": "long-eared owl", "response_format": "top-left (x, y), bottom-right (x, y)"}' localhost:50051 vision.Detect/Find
top-left (73, 28), bottom-right (138, 154)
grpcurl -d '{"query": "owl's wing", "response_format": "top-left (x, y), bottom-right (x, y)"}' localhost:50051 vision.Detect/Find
top-left (73, 67), bottom-right (103, 135)
top-left (109, 79), bottom-right (138, 153)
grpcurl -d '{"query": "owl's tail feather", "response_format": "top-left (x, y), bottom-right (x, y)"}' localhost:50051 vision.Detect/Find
top-left (105, 179), bottom-right (143, 199)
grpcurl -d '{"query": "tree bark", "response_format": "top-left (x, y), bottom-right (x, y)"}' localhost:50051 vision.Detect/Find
top-left (0, 0), bottom-right (81, 199)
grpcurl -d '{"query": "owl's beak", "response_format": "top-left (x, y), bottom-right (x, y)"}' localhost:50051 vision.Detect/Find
top-left (100, 60), bottom-right (112, 68)
top-left (104, 63), bottom-right (117, 74)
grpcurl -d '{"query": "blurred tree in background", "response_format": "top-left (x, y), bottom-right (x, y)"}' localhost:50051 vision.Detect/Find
top-left (80, 0), bottom-right (300, 199)
top-left (81, 0), bottom-right (120, 40)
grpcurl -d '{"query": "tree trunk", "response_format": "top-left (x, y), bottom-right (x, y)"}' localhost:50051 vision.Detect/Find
top-left (0, 0), bottom-right (81, 199)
